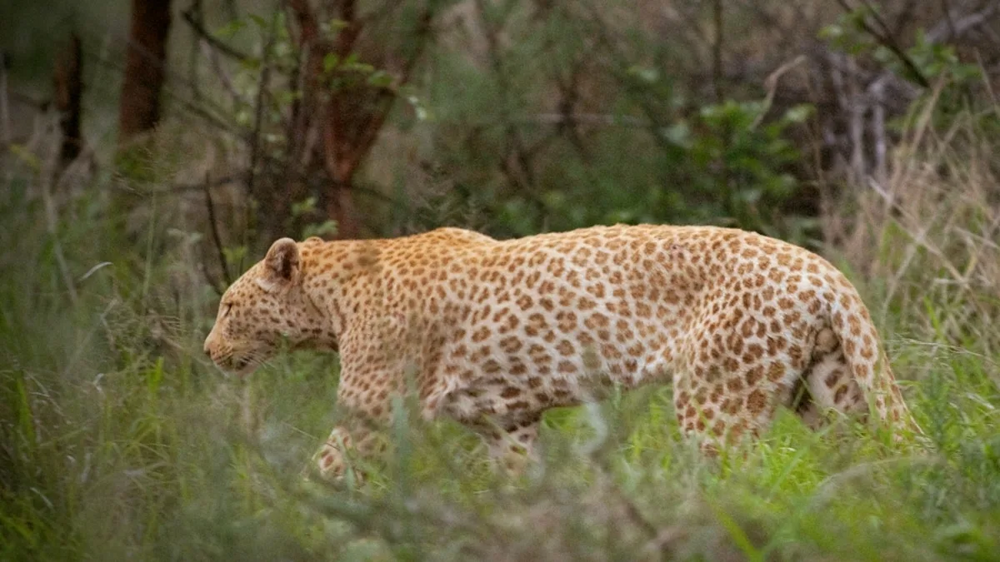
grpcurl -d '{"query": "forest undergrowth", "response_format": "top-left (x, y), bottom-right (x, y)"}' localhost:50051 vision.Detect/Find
top-left (2, 96), bottom-right (1000, 561)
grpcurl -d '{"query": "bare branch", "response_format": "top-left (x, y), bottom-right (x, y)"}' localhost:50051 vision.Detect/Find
top-left (245, 11), bottom-right (277, 214)
top-left (200, 41), bottom-right (245, 105)
top-left (474, 0), bottom-right (541, 198)
top-left (0, 52), bottom-right (10, 146)
top-left (203, 173), bottom-right (233, 288)
top-left (713, 0), bottom-right (724, 103)
top-left (925, 0), bottom-right (1000, 42)
top-left (181, 7), bottom-right (250, 61)
top-left (153, 172), bottom-right (249, 195)
top-left (834, 0), bottom-right (931, 88)
top-left (751, 55), bottom-right (807, 129)
top-left (40, 117), bottom-right (78, 304)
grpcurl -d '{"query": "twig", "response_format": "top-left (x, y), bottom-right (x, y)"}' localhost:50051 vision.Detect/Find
top-left (940, 0), bottom-right (957, 40)
top-left (199, 262), bottom-right (224, 297)
top-left (751, 55), bottom-right (806, 129)
top-left (244, 5), bottom-right (277, 266)
top-left (475, 0), bottom-right (544, 201)
top-left (834, 0), bottom-right (931, 88)
top-left (847, 57), bottom-right (865, 185)
top-left (187, 0), bottom-right (203, 103)
top-left (513, 112), bottom-right (647, 127)
top-left (40, 117), bottom-right (78, 304)
top-left (82, 45), bottom-right (239, 136)
top-left (579, 0), bottom-right (675, 155)
top-left (203, 173), bottom-right (233, 287)
top-left (201, 41), bottom-right (245, 105)
top-left (7, 90), bottom-right (47, 109)
top-left (870, 77), bottom-right (888, 183)
top-left (0, 52), bottom-right (10, 146)
top-left (92, 21), bottom-right (239, 134)
top-left (155, 172), bottom-right (249, 194)
top-left (926, 0), bottom-right (999, 43)
top-left (54, 33), bottom-right (84, 166)
top-left (341, 4), bottom-right (435, 171)
top-left (181, 7), bottom-right (250, 61)
top-left (713, 0), bottom-right (724, 103)
top-left (555, 64), bottom-right (592, 160)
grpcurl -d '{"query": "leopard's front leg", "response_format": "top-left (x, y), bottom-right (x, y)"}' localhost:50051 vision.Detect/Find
top-left (313, 422), bottom-right (383, 481)
top-left (310, 357), bottom-right (398, 481)
top-left (474, 413), bottom-right (543, 476)
top-left (312, 313), bottom-right (441, 481)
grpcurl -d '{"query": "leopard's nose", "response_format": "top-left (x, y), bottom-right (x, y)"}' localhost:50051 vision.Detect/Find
top-left (203, 338), bottom-right (212, 358)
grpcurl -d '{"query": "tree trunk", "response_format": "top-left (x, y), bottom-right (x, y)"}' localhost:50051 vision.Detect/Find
top-left (54, 33), bottom-right (83, 165)
top-left (118, 0), bottom-right (172, 144)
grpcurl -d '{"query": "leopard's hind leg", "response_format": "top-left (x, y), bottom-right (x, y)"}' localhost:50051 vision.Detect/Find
top-left (794, 328), bottom-right (867, 430)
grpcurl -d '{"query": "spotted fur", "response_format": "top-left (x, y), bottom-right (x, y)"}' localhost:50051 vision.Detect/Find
top-left (204, 225), bottom-right (917, 478)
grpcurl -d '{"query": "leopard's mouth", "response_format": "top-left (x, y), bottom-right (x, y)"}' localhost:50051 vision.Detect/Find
top-left (212, 352), bottom-right (261, 379)
top-left (231, 356), bottom-right (257, 379)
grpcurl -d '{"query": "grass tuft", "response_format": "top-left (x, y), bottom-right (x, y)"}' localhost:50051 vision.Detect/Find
top-left (2, 103), bottom-right (1000, 560)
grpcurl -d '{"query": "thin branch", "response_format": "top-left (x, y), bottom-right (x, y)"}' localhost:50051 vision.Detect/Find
top-left (40, 118), bottom-right (78, 304)
top-left (834, 0), bottom-right (931, 88)
top-left (751, 55), bottom-right (807, 129)
top-left (245, 11), bottom-right (277, 212)
top-left (0, 52), bottom-right (10, 145)
top-left (186, 0), bottom-right (203, 103)
top-left (200, 262), bottom-right (224, 297)
top-left (475, 0), bottom-right (541, 197)
top-left (891, 0), bottom-right (920, 38)
top-left (926, 0), bottom-right (1000, 43)
top-left (201, 41), bottom-right (245, 105)
top-left (341, 6), bottom-right (434, 174)
top-left (579, 0), bottom-right (675, 155)
top-left (940, 0), bottom-right (957, 40)
top-left (154, 172), bottom-right (249, 195)
top-left (555, 65), bottom-right (591, 160)
top-left (870, 77), bottom-right (888, 183)
top-left (181, 7), bottom-right (251, 61)
top-left (712, 0), bottom-right (724, 103)
top-left (81, 45), bottom-right (239, 135)
top-left (203, 173), bottom-right (233, 287)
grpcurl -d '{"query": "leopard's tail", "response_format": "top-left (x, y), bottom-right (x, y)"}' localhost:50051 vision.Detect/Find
top-left (804, 290), bottom-right (921, 436)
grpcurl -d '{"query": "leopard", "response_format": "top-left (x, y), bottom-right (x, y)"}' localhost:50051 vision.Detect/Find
top-left (203, 224), bottom-right (918, 479)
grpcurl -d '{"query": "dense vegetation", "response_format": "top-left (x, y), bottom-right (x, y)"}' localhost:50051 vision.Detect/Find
top-left (2, 1), bottom-right (999, 560)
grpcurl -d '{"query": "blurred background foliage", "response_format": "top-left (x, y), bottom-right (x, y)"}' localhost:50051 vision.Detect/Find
top-left (6, 0), bottom-right (997, 254)
top-left (2, 0), bottom-right (1000, 560)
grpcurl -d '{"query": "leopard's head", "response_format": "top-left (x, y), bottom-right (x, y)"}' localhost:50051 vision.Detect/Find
top-left (204, 238), bottom-right (321, 377)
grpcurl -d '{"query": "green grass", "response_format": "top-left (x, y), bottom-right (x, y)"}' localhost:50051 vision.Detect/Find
top-left (3, 130), bottom-right (1000, 560)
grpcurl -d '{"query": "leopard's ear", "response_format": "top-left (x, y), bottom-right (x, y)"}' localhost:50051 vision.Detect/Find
top-left (258, 238), bottom-right (300, 292)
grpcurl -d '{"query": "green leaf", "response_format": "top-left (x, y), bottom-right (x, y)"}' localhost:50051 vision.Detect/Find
top-left (222, 245), bottom-right (248, 267)
top-left (303, 220), bottom-right (339, 239)
top-left (8, 144), bottom-right (41, 171)
top-left (345, 62), bottom-right (374, 74)
top-left (626, 65), bottom-right (659, 83)
top-left (323, 53), bottom-right (339, 73)
top-left (661, 122), bottom-right (691, 148)
top-left (783, 104), bottom-right (814, 124)
top-left (367, 71), bottom-right (394, 89)
top-left (214, 19), bottom-right (246, 38)
top-left (818, 24), bottom-right (843, 40)
top-left (407, 95), bottom-right (429, 121)
top-left (247, 14), bottom-right (268, 29)
top-left (291, 196), bottom-right (318, 217)
top-left (147, 357), bottom-right (164, 395)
